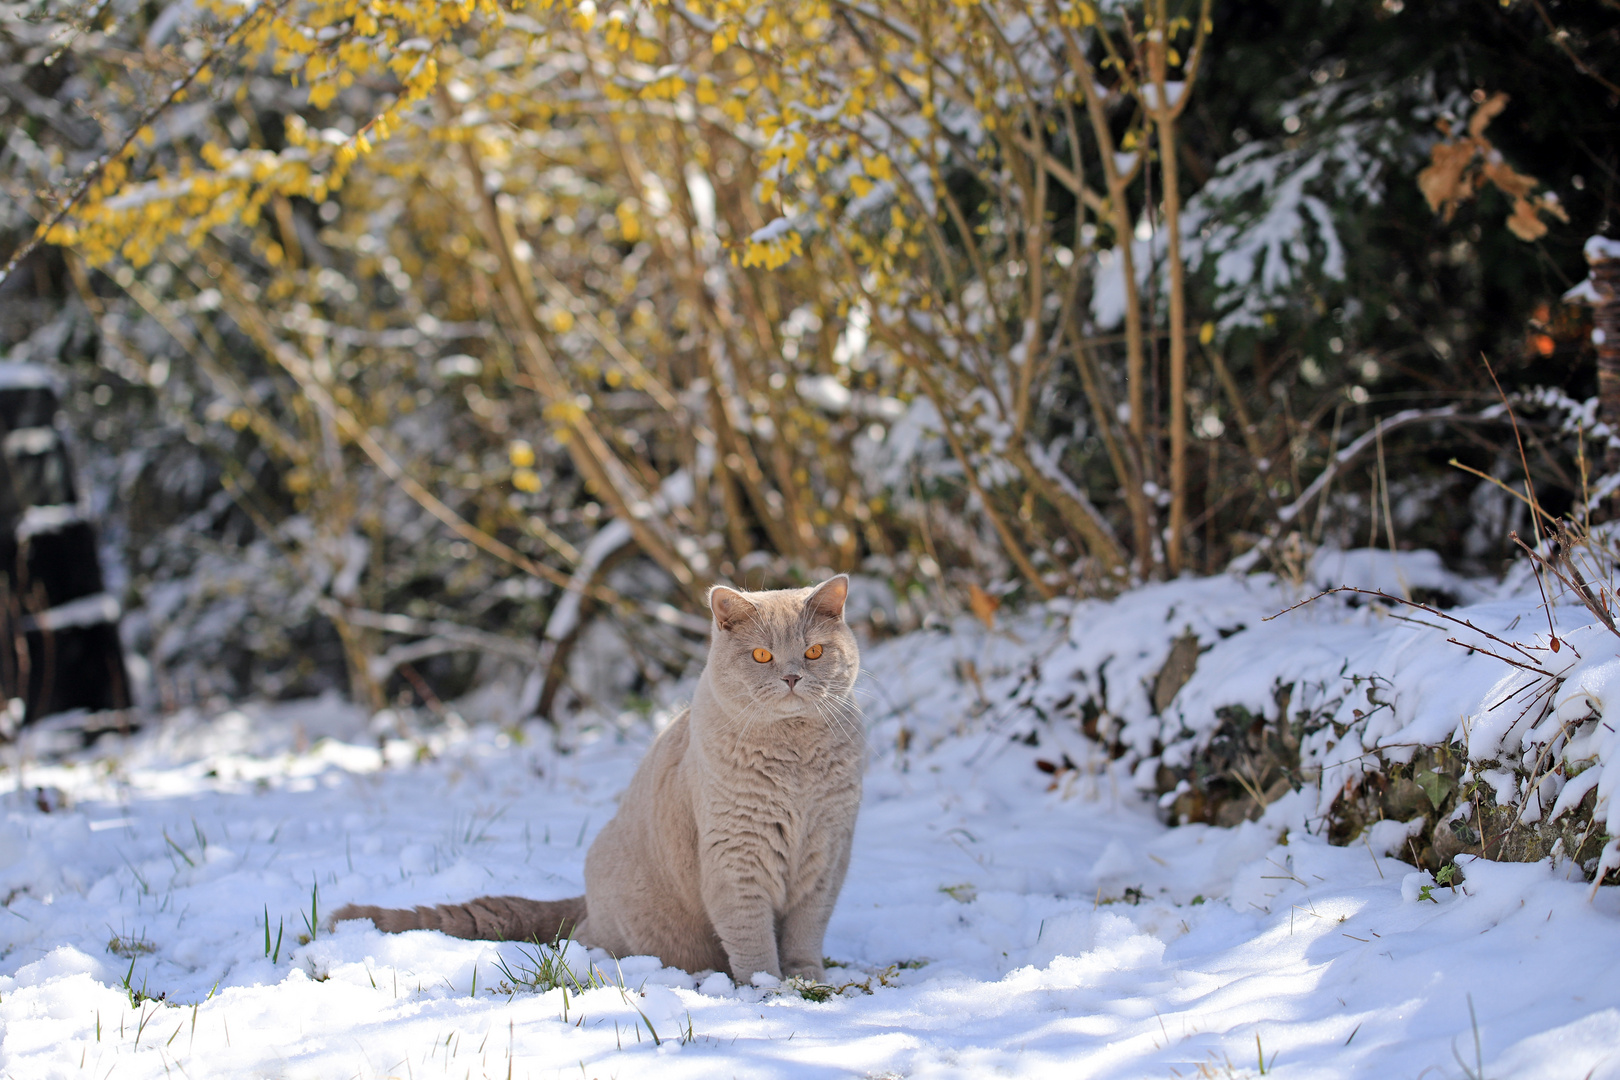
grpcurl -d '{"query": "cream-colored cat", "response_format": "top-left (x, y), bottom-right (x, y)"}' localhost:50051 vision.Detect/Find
top-left (332, 575), bottom-right (864, 984)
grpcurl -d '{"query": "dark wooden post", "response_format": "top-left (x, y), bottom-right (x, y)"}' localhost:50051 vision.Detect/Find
top-left (1584, 238), bottom-right (1620, 469)
top-left (0, 363), bottom-right (131, 734)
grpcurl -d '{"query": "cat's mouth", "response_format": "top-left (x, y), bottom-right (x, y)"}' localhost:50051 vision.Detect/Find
top-left (768, 680), bottom-right (818, 703)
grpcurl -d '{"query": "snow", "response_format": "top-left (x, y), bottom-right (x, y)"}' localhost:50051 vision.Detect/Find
top-left (748, 216), bottom-right (798, 244)
top-left (0, 361), bottom-right (56, 391)
top-left (1307, 544), bottom-right (1487, 601)
top-left (17, 591), bottom-right (120, 633)
top-left (543, 519), bottom-right (632, 642)
top-left (1585, 235), bottom-right (1620, 262)
top-left (1567, 233), bottom-right (1619, 309)
top-left (1566, 279), bottom-right (1604, 306)
top-left (1, 426), bottom-right (59, 456)
top-left (796, 373), bottom-right (853, 413)
top-left (16, 503), bottom-right (85, 541)
top-left (1139, 81), bottom-right (1185, 112)
top-left (3, 572), bottom-right (1620, 1078)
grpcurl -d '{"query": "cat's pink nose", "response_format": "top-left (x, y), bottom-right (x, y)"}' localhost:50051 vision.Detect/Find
top-left (782, 674), bottom-right (801, 690)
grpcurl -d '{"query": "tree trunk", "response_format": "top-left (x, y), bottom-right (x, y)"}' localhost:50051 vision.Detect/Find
top-left (1153, 38), bottom-right (1189, 575)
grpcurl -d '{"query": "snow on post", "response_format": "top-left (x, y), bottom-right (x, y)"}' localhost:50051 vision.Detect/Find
top-left (1566, 236), bottom-right (1620, 454)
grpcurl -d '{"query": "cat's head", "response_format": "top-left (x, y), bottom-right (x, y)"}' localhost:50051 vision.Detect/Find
top-left (705, 576), bottom-right (860, 721)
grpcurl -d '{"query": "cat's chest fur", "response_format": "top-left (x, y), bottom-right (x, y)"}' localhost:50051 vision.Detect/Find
top-left (687, 679), bottom-right (864, 840)
top-left (686, 705), bottom-right (861, 835)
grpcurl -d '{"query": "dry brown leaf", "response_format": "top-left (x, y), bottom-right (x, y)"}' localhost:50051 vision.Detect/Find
top-left (1417, 92), bottom-right (1561, 245)
top-left (1506, 196), bottom-right (1550, 242)
top-left (967, 583), bottom-right (1000, 629)
top-left (1418, 140), bottom-right (1478, 217)
top-left (1482, 159), bottom-right (1538, 199)
top-left (1466, 91), bottom-right (1510, 138)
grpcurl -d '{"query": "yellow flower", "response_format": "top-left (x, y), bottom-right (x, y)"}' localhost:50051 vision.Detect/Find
top-left (742, 229), bottom-right (803, 269)
top-left (616, 202), bottom-right (641, 242)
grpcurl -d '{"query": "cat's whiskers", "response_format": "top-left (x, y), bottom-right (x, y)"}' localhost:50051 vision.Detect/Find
top-left (812, 690), bottom-right (863, 744)
top-left (833, 698), bottom-right (866, 740)
top-left (811, 696), bottom-right (855, 744)
top-left (825, 710), bottom-right (860, 746)
top-left (854, 671), bottom-right (887, 696)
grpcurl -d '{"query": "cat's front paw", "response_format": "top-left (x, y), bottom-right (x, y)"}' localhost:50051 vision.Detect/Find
top-left (783, 962), bottom-right (825, 982)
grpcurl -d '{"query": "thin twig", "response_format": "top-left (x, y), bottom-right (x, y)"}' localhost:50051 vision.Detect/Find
top-left (1511, 531), bottom-right (1619, 639)
top-left (1276, 406), bottom-right (1478, 525)
top-left (1528, 0), bottom-right (1620, 97)
top-left (1548, 522), bottom-right (1619, 636)
top-left (1479, 353), bottom-right (1564, 647)
top-left (1447, 459), bottom-right (1558, 528)
top-left (1444, 639), bottom-right (1552, 676)
top-left (1375, 420), bottom-right (1410, 599)
top-left (1268, 586), bottom-right (1547, 666)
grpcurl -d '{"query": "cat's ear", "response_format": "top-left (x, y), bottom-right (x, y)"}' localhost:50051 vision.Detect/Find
top-left (709, 585), bottom-right (759, 632)
top-left (804, 574), bottom-right (850, 621)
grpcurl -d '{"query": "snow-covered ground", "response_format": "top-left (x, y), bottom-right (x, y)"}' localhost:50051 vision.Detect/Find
top-left (4, 563), bottom-right (1620, 1079)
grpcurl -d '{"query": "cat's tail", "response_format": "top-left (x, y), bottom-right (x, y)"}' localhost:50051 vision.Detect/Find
top-left (330, 895), bottom-right (588, 943)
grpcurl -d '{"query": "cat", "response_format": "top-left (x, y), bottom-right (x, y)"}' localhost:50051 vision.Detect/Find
top-left (331, 574), bottom-right (864, 984)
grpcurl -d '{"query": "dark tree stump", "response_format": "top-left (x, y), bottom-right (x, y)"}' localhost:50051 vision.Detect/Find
top-left (0, 363), bottom-right (131, 729)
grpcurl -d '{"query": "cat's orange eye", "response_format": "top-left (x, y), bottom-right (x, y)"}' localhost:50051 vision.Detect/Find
top-left (752, 648), bottom-right (773, 663)
top-left (804, 644), bottom-right (824, 660)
